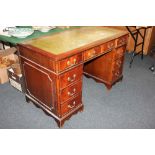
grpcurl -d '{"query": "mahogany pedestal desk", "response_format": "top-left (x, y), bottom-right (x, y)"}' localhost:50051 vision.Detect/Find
top-left (17, 27), bottom-right (128, 127)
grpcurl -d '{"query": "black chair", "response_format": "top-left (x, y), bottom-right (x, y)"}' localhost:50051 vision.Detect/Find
top-left (126, 26), bottom-right (151, 68)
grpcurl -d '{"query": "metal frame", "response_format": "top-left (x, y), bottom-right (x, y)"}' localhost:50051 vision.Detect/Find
top-left (126, 26), bottom-right (150, 68)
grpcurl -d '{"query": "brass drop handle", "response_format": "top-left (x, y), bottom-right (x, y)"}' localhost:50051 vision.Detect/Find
top-left (120, 39), bottom-right (123, 43)
top-left (120, 38), bottom-right (126, 44)
top-left (115, 71), bottom-right (120, 77)
top-left (67, 74), bottom-right (76, 82)
top-left (68, 88), bottom-right (76, 96)
top-left (67, 58), bottom-right (77, 66)
top-left (92, 50), bottom-right (96, 56)
top-left (68, 101), bottom-right (76, 109)
top-left (116, 61), bottom-right (122, 66)
top-left (108, 42), bottom-right (114, 49)
top-left (88, 50), bottom-right (96, 57)
top-left (121, 38), bottom-right (125, 42)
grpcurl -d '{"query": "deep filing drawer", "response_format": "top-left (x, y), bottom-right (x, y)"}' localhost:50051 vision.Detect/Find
top-left (59, 65), bottom-right (83, 89)
top-left (60, 94), bottom-right (82, 116)
top-left (58, 53), bottom-right (82, 72)
top-left (60, 80), bottom-right (82, 103)
top-left (84, 46), bottom-right (101, 61)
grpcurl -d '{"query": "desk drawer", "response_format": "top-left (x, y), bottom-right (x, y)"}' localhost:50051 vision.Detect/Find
top-left (114, 46), bottom-right (126, 60)
top-left (59, 65), bottom-right (83, 89)
top-left (113, 56), bottom-right (124, 70)
top-left (84, 46), bottom-right (101, 61)
top-left (112, 57), bottom-right (124, 81)
top-left (58, 53), bottom-right (82, 72)
top-left (60, 94), bottom-right (82, 116)
top-left (116, 35), bottom-right (128, 47)
top-left (101, 40), bottom-right (115, 52)
top-left (60, 80), bottom-right (82, 103)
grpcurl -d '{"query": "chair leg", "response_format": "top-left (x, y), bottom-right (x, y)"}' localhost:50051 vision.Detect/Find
top-left (141, 28), bottom-right (147, 60)
top-left (129, 30), bottom-right (138, 68)
top-left (129, 52), bottom-right (136, 68)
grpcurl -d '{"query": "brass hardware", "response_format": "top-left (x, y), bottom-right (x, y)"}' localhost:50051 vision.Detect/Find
top-left (116, 61), bottom-right (121, 66)
top-left (67, 74), bottom-right (76, 82)
top-left (67, 88), bottom-right (76, 96)
top-left (108, 42), bottom-right (114, 49)
top-left (68, 101), bottom-right (76, 109)
top-left (67, 58), bottom-right (77, 66)
top-left (67, 60), bottom-right (70, 66)
top-left (92, 50), bottom-right (96, 56)
top-left (73, 58), bottom-right (76, 64)
top-left (119, 38), bottom-right (126, 44)
top-left (115, 71), bottom-right (120, 77)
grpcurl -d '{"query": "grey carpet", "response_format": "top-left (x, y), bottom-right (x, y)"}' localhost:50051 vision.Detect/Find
top-left (0, 53), bottom-right (155, 129)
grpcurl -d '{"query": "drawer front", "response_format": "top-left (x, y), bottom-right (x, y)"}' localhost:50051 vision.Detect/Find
top-left (101, 40), bottom-right (115, 52)
top-left (112, 57), bottom-right (124, 81)
top-left (84, 46), bottom-right (101, 61)
top-left (60, 65), bottom-right (83, 89)
top-left (114, 46), bottom-right (126, 60)
top-left (58, 53), bottom-right (82, 72)
top-left (60, 94), bottom-right (82, 116)
top-left (116, 35), bottom-right (128, 47)
top-left (113, 56), bottom-right (124, 70)
top-left (60, 80), bottom-right (82, 103)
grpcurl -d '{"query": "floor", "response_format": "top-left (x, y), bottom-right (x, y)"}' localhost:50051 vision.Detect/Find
top-left (0, 53), bottom-right (155, 129)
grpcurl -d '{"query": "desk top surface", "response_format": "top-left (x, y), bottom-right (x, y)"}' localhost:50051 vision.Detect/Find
top-left (22, 27), bottom-right (128, 55)
top-left (0, 27), bottom-right (73, 45)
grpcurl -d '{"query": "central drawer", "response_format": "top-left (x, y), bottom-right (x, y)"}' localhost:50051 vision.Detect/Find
top-left (83, 46), bottom-right (101, 61)
top-left (59, 65), bottom-right (83, 89)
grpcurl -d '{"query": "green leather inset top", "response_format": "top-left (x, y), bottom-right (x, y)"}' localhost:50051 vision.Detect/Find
top-left (23, 27), bottom-right (127, 55)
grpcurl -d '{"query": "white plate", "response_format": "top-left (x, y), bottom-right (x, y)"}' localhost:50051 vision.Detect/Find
top-left (33, 26), bottom-right (56, 32)
top-left (8, 28), bottom-right (34, 38)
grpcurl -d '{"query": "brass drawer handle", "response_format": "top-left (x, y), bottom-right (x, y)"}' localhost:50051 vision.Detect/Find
top-left (116, 61), bottom-right (122, 67)
top-left (92, 50), bottom-right (96, 56)
top-left (88, 52), bottom-right (91, 57)
top-left (119, 38), bottom-right (126, 44)
top-left (88, 50), bottom-right (96, 57)
top-left (67, 74), bottom-right (76, 82)
top-left (115, 71), bottom-right (120, 77)
top-left (120, 39), bottom-right (123, 43)
top-left (108, 42), bottom-right (114, 49)
top-left (68, 101), bottom-right (76, 109)
top-left (67, 58), bottom-right (77, 66)
top-left (67, 88), bottom-right (76, 96)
